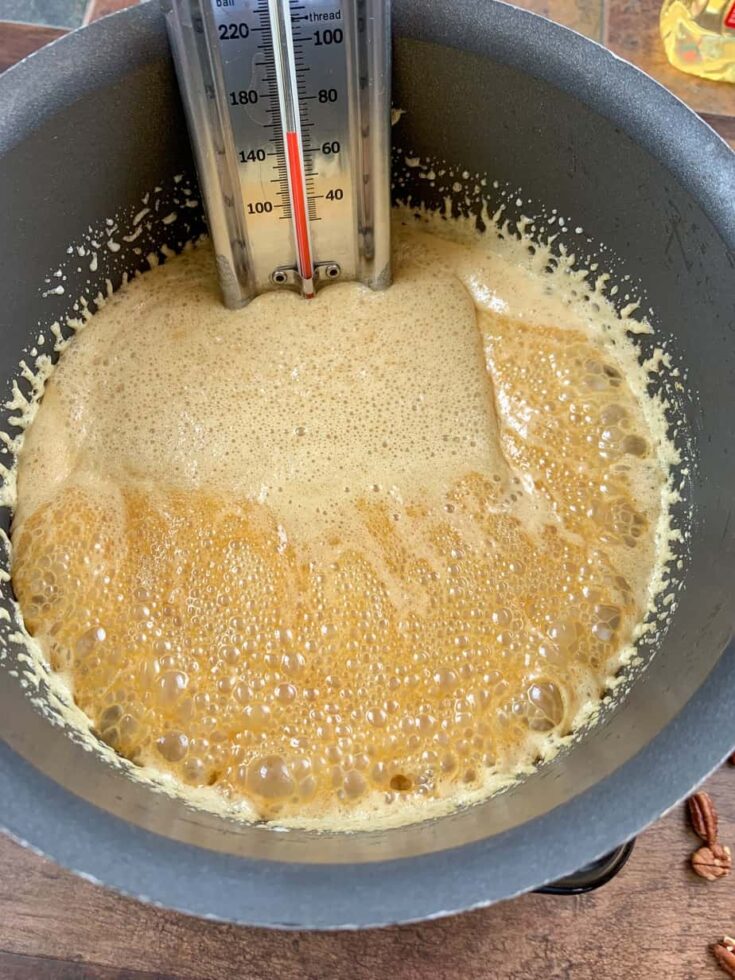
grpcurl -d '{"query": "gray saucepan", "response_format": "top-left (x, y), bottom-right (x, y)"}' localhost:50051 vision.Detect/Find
top-left (0, 0), bottom-right (734, 930)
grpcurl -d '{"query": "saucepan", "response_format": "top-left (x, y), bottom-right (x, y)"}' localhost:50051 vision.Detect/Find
top-left (0, 0), bottom-right (734, 929)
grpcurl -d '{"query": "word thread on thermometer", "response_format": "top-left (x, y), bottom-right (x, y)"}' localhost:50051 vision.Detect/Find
top-left (164, 0), bottom-right (392, 307)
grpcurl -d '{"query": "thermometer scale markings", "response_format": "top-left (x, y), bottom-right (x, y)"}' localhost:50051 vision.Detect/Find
top-left (163, 0), bottom-right (390, 306)
top-left (268, 0), bottom-right (315, 296)
top-left (217, 0), bottom-right (345, 295)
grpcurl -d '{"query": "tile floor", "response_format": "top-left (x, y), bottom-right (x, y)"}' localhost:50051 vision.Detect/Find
top-left (0, 0), bottom-right (88, 28)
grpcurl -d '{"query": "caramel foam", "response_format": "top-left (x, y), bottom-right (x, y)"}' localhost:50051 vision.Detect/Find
top-left (11, 216), bottom-right (674, 827)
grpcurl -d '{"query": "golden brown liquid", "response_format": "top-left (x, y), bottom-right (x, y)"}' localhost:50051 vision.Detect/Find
top-left (11, 218), bottom-right (669, 827)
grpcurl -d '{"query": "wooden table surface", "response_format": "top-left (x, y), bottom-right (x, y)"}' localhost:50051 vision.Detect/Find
top-left (2, 765), bottom-right (735, 979)
top-left (1, 0), bottom-right (734, 977)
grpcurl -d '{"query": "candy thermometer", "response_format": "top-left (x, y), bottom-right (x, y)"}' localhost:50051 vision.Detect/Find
top-left (163, 0), bottom-right (391, 306)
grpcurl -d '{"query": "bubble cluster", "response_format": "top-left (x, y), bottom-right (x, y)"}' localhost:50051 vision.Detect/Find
top-left (482, 318), bottom-right (659, 565)
top-left (11, 222), bottom-right (667, 826)
top-left (13, 475), bottom-right (646, 822)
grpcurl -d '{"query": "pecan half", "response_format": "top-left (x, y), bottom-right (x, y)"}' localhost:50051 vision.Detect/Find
top-left (691, 843), bottom-right (732, 881)
top-left (688, 791), bottom-right (719, 845)
top-left (729, 752), bottom-right (735, 767)
top-left (713, 937), bottom-right (735, 977)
